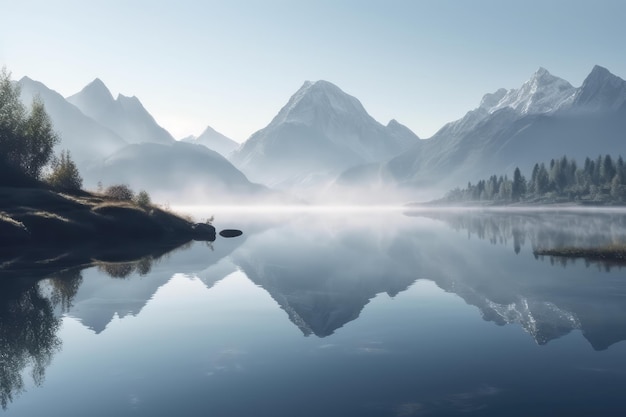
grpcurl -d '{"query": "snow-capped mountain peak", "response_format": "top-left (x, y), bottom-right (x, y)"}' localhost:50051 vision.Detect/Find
top-left (270, 80), bottom-right (369, 127)
top-left (479, 88), bottom-right (507, 110)
top-left (487, 67), bottom-right (575, 115)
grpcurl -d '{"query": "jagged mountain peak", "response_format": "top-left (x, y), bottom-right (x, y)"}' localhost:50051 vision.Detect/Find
top-left (479, 88), bottom-right (508, 109)
top-left (116, 94), bottom-right (144, 111)
top-left (387, 119), bottom-right (420, 140)
top-left (272, 79), bottom-right (369, 127)
top-left (386, 119), bottom-right (401, 128)
top-left (181, 125), bottom-right (238, 158)
top-left (198, 124), bottom-right (222, 137)
top-left (78, 78), bottom-right (115, 103)
top-left (531, 66), bottom-right (553, 81)
top-left (486, 67), bottom-right (575, 115)
top-left (572, 65), bottom-right (626, 111)
top-left (117, 93), bottom-right (139, 102)
top-left (67, 79), bottom-right (174, 145)
top-left (231, 80), bottom-right (416, 188)
top-left (587, 64), bottom-right (613, 80)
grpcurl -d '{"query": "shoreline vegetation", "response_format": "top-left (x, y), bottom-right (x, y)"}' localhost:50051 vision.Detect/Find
top-left (0, 183), bottom-right (216, 275)
top-left (1, 67), bottom-right (216, 277)
top-left (428, 155), bottom-right (626, 207)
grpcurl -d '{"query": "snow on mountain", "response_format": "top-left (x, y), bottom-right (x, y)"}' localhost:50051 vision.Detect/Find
top-left (180, 125), bottom-right (238, 158)
top-left (338, 65), bottom-right (626, 194)
top-left (487, 67), bottom-right (576, 115)
top-left (230, 80), bottom-right (417, 188)
top-left (17, 76), bottom-right (128, 170)
top-left (432, 68), bottom-right (575, 144)
top-left (67, 79), bottom-right (174, 145)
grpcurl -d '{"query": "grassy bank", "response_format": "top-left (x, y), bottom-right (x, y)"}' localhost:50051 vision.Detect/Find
top-left (0, 185), bottom-right (215, 274)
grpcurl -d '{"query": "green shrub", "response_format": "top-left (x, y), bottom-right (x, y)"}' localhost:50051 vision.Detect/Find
top-left (134, 190), bottom-right (151, 208)
top-left (104, 184), bottom-right (134, 201)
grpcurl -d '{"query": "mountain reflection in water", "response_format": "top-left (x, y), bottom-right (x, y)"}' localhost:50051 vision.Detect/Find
top-left (1, 209), bottom-right (626, 415)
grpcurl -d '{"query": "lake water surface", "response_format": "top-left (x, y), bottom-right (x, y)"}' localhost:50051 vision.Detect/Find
top-left (2, 208), bottom-right (626, 416)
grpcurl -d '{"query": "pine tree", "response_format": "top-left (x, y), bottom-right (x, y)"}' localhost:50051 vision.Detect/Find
top-left (511, 167), bottom-right (526, 201)
top-left (46, 150), bottom-right (82, 190)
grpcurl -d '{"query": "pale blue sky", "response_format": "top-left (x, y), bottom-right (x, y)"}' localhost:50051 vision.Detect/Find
top-left (2, 0), bottom-right (625, 142)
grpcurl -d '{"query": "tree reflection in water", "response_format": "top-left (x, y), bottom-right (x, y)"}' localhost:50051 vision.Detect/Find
top-left (409, 209), bottom-right (626, 270)
top-left (0, 256), bottom-right (159, 408)
top-left (96, 255), bottom-right (155, 278)
top-left (0, 283), bottom-right (61, 409)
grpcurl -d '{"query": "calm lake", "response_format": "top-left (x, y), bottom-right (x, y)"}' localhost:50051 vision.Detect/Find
top-left (2, 208), bottom-right (626, 416)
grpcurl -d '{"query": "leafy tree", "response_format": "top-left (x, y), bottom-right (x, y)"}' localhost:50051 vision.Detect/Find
top-left (46, 150), bottom-right (82, 190)
top-left (134, 190), bottom-right (152, 208)
top-left (0, 68), bottom-right (59, 181)
top-left (21, 98), bottom-right (58, 178)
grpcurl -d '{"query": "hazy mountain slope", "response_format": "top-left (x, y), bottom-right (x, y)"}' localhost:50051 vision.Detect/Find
top-left (67, 79), bottom-right (174, 145)
top-left (230, 80), bottom-right (417, 188)
top-left (17, 77), bottom-right (128, 170)
top-left (85, 141), bottom-right (269, 203)
top-left (180, 125), bottom-right (238, 157)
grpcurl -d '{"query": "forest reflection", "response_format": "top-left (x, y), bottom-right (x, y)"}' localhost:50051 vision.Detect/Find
top-left (0, 275), bottom-right (67, 409)
top-left (408, 209), bottom-right (626, 270)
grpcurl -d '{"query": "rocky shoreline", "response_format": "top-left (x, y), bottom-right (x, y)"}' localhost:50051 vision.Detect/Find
top-left (0, 185), bottom-right (217, 276)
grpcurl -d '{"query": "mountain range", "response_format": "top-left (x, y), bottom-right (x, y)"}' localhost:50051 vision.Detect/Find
top-left (339, 65), bottom-right (626, 193)
top-left (67, 78), bottom-right (175, 146)
top-left (13, 64), bottom-right (626, 202)
top-left (16, 77), bottom-right (265, 202)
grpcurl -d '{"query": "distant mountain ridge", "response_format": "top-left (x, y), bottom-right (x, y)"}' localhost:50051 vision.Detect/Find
top-left (17, 77), bottom-right (128, 171)
top-left (16, 76), bottom-right (268, 203)
top-left (338, 65), bottom-right (626, 194)
top-left (180, 125), bottom-right (238, 158)
top-left (230, 80), bottom-right (418, 188)
top-left (67, 78), bottom-right (174, 145)
top-left (14, 66), bottom-right (626, 202)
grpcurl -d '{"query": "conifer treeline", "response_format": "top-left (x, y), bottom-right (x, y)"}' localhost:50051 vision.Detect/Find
top-left (444, 155), bottom-right (626, 204)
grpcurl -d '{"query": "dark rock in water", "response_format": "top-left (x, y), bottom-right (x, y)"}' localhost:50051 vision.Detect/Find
top-left (191, 223), bottom-right (216, 241)
top-left (219, 229), bottom-right (243, 238)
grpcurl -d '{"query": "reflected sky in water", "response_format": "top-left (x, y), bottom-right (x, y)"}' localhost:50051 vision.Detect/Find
top-left (2, 209), bottom-right (626, 416)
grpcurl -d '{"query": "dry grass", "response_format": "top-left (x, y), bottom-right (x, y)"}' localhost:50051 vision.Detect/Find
top-left (0, 185), bottom-right (214, 250)
top-left (0, 211), bottom-right (24, 227)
